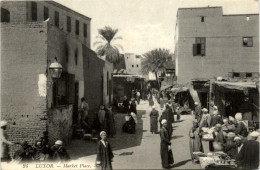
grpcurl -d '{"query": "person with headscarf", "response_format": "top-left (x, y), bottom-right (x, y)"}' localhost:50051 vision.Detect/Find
top-left (50, 140), bottom-right (70, 162)
top-left (189, 120), bottom-right (203, 163)
top-left (199, 108), bottom-right (209, 128)
top-left (150, 106), bottom-right (159, 134)
top-left (209, 106), bottom-right (222, 127)
top-left (234, 113), bottom-right (248, 138)
top-left (194, 102), bottom-right (201, 120)
top-left (122, 112), bottom-right (136, 134)
top-left (96, 131), bottom-right (114, 170)
top-left (34, 140), bottom-right (49, 161)
top-left (106, 105), bottom-right (116, 138)
top-left (1, 121), bottom-right (14, 162)
top-left (234, 136), bottom-right (243, 153)
top-left (98, 105), bottom-right (107, 132)
top-left (160, 119), bottom-right (172, 169)
top-left (236, 131), bottom-right (260, 169)
top-left (223, 132), bottom-right (238, 159)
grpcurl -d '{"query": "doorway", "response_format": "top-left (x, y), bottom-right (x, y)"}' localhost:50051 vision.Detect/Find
top-left (73, 82), bottom-right (79, 124)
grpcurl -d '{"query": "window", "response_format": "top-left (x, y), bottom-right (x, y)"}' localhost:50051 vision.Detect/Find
top-left (83, 23), bottom-right (87, 37)
top-left (75, 20), bottom-right (79, 35)
top-left (136, 55), bottom-right (140, 59)
top-left (65, 44), bottom-right (69, 62)
top-left (31, 2), bottom-right (37, 21)
top-left (193, 37), bottom-right (206, 56)
top-left (1, 8), bottom-right (10, 22)
top-left (132, 65), bottom-right (134, 67)
top-left (246, 73), bottom-right (252, 78)
top-left (55, 11), bottom-right (59, 27)
top-left (233, 72), bottom-right (240, 77)
top-left (201, 16), bottom-right (204, 22)
top-left (74, 49), bottom-right (78, 65)
top-left (67, 16), bottom-right (71, 32)
top-left (136, 64), bottom-right (139, 67)
top-left (44, 7), bottom-right (49, 20)
top-left (243, 37), bottom-right (253, 47)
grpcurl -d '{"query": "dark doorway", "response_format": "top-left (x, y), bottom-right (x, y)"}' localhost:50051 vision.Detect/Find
top-left (200, 92), bottom-right (208, 109)
top-left (73, 82), bottom-right (79, 124)
top-left (1, 8), bottom-right (10, 22)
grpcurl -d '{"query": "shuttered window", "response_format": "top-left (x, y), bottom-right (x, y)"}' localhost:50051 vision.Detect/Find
top-left (75, 20), bottom-right (79, 35)
top-left (193, 37), bottom-right (206, 56)
top-left (44, 7), bottom-right (49, 20)
top-left (55, 11), bottom-right (59, 27)
top-left (243, 37), bottom-right (253, 47)
top-left (67, 16), bottom-right (71, 32)
top-left (31, 2), bottom-right (37, 21)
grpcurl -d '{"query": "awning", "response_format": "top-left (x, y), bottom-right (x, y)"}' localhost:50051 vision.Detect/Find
top-left (160, 84), bottom-right (173, 91)
top-left (113, 74), bottom-right (144, 78)
top-left (171, 87), bottom-right (188, 93)
top-left (214, 81), bottom-right (257, 91)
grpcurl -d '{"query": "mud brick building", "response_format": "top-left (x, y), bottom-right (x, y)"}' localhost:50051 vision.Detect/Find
top-left (1, 1), bottom-right (113, 153)
top-left (174, 7), bottom-right (259, 110)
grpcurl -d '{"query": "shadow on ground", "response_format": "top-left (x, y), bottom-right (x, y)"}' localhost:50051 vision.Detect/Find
top-left (67, 110), bottom-right (146, 160)
top-left (172, 159), bottom-right (192, 168)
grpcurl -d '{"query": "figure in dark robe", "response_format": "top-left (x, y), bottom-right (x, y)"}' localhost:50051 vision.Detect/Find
top-left (122, 113), bottom-right (136, 134)
top-left (122, 96), bottom-right (129, 113)
top-left (160, 119), bottom-right (172, 169)
top-left (50, 140), bottom-right (70, 162)
top-left (96, 131), bottom-right (114, 170)
top-left (106, 106), bottom-right (116, 137)
top-left (234, 113), bottom-right (248, 138)
top-left (189, 121), bottom-right (203, 162)
top-left (223, 136), bottom-right (238, 159)
top-left (159, 105), bottom-right (172, 135)
top-left (13, 141), bottom-right (35, 163)
top-left (129, 99), bottom-right (137, 114)
top-left (98, 105), bottom-right (107, 132)
top-left (150, 106), bottom-right (159, 134)
top-left (236, 131), bottom-right (259, 169)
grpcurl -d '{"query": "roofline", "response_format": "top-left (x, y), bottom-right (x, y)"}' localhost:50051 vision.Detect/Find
top-left (48, 1), bottom-right (91, 21)
top-left (178, 6), bottom-right (222, 10)
top-left (223, 14), bottom-right (259, 16)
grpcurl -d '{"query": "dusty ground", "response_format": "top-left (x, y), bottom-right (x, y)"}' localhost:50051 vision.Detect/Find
top-left (65, 99), bottom-right (200, 169)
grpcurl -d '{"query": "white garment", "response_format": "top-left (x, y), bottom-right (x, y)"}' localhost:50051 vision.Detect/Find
top-left (101, 140), bottom-right (106, 148)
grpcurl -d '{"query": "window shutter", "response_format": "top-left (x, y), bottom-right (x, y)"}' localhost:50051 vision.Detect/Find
top-left (68, 74), bottom-right (75, 104)
top-left (201, 44), bottom-right (205, 56)
top-left (193, 44), bottom-right (197, 56)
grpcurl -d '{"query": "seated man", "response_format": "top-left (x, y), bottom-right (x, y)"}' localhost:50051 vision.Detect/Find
top-left (50, 140), bottom-right (70, 162)
top-left (122, 112), bottom-right (136, 134)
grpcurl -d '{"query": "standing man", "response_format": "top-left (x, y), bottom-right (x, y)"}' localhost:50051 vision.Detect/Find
top-left (150, 106), bottom-right (159, 134)
top-left (122, 96), bottom-right (129, 113)
top-left (106, 105), bottom-right (116, 138)
top-left (1, 121), bottom-right (14, 162)
top-left (98, 105), bottom-right (107, 132)
top-left (136, 90), bottom-right (141, 104)
top-left (96, 131), bottom-right (114, 169)
top-left (194, 102), bottom-right (201, 120)
top-left (129, 98), bottom-right (137, 115)
top-left (236, 131), bottom-right (259, 169)
top-left (160, 119), bottom-right (173, 169)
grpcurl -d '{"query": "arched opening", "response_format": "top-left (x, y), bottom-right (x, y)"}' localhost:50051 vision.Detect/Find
top-left (1, 8), bottom-right (10, 22)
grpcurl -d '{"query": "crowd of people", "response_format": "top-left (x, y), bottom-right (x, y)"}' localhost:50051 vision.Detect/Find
top-left (190, 102), bottom-right (260, 169)
top-left (1, 121), bottom-right (70, 163)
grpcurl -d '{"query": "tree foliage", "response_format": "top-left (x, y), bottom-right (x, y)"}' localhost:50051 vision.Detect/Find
top-left (141, 48), bottom-right (174, 75)
top-left (93, 26), bottom-right (123, 63)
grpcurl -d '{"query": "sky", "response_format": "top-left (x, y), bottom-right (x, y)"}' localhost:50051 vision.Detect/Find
top-left (55, 0), bottom-right (259, 55)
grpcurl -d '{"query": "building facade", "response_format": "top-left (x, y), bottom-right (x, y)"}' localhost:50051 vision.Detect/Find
top-left (174, 7), bottom-right (259, 110)
top-left (1, 0), bottom-right (108, 153)
top-left (124, 53), bottom-right (142, 75)
top-left (175, 7), bottom-right (259, 84)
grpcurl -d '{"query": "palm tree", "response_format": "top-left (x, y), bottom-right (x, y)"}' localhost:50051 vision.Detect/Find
top-left (141, 48), bottom-right (174, 88)
top-left (93, 26), bottom-right (123, 63)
